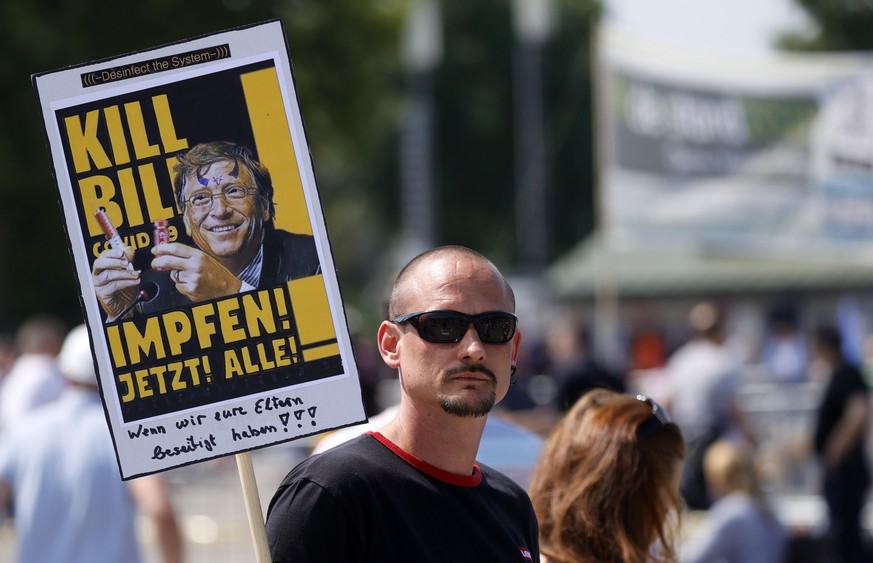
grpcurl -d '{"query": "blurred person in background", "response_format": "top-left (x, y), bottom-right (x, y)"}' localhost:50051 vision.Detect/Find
top-left (546, 315), bottom-right (625, 413)
top-left (0, 314), bottom-right (66, 433)
top-left (759, 302), bottom-right (809, 384)
top-left (629, 327), bottom-right (668, 372)
top-left (529, 389), bottom-right (685, 563)
top-left (665, 300), bottom-right (756, 510)
top-left (812, 325), bottom-right (871, 563)
top-left (679, 439), bottom-right (788, 563)
top-left (0, 324), bottom-right (183, 563)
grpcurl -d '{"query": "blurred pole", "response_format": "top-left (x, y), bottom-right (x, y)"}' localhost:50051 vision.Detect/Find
top-left (512, 0), bottom-right (553, 271)
top-left (590, 22), bottom-right (623, 371)
top-left (593, 236), bottom-right (624, 371)
top-left (399, 0), bottom-right (442, 258)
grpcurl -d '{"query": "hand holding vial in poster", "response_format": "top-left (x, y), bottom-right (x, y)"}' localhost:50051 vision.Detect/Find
top-left (93, 141), bottom-right (320, 321)
top-left (93, 208), bottom-right (142, 320)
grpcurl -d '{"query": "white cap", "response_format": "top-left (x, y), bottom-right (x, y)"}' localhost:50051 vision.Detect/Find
top-left (58, 324), bottom-right (97, 386)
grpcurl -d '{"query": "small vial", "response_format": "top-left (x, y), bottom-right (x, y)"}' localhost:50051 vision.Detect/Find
top-left (153, 220), bottom-right (170, 245)
top-left (152, 220), bottom-right (170, 271)
top-left (95, 208), bottom-right (133, 271)
top-left (96, 208), bottom-right (126, 251)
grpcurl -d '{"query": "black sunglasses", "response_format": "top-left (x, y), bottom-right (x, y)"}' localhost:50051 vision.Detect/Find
top-left (635, 395), bottom-right (673, 439)
top-left (391, 310), bottom-right (518, 344)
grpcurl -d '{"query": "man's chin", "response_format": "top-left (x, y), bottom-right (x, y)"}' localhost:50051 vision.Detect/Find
top-left (438, 392), bottom-right (496, 418)
top-left (201, 240), bottom-right (243, 259)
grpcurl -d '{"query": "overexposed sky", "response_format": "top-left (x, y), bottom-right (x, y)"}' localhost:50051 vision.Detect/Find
top-left (603, 0), bottom-right (813, 55)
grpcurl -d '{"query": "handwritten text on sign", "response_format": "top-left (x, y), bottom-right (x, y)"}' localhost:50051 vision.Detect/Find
top-left (125, 392), bottom-right (319, 462)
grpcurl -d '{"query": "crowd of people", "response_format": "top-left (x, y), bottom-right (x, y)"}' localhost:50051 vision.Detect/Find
top-left (512, 298), bottom-right (869, 562)
top-left (0, 317), bottom-right (183, 563)
top-left (0, 246), bottom-right (871, 562)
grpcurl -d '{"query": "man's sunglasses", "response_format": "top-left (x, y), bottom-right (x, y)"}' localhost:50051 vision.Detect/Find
top-left (391, 310), bottom-right (517, 344)
top-left (635, 395), bottom-right (673, 439)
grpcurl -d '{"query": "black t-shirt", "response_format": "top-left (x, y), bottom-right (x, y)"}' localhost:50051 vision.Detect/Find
top-left (814, 361), bottom-right (870, 472)
top-left (265, 431), bottom-right (540, 563)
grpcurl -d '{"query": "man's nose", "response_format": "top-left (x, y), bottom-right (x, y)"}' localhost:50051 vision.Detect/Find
top-left (210, 193), bottom-right (232, 215)
top-left (458, 324), bottom-right (486, 362)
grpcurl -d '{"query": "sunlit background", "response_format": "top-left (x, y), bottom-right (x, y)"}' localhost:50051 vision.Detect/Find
top-left (3, 0), bottom-right (873, 561)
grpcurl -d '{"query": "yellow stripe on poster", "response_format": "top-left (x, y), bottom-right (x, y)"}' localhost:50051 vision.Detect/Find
top-left (303, 343), bottom-right (341, 362)
top-left (287, 276), bottom-right (337, 346)
top-left (241, 68), bottom-right (312, 235)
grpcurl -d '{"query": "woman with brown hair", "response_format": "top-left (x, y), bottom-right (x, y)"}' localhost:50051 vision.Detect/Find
top-left (529, 389), bottom-right (686, 563)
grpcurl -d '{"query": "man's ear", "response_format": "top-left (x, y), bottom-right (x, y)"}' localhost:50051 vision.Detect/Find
top-left (377, 321), bottom-right (402, 370)
top-left (510, 328), bottom-right (523, 367)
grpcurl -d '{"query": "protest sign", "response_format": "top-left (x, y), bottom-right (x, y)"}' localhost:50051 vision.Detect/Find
top-left (33, 20), bottom-right (366, 480)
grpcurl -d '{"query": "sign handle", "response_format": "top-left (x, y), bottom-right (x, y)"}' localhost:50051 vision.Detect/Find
top-left (235, 452), bottom-right (273, 563)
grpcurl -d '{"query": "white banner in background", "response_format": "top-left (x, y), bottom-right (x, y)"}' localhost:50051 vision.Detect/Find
top-left (599, 24), bottom-right (873, 258)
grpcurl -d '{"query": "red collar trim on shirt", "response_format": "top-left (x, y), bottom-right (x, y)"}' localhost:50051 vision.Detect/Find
top-left (367, 431), bottom-right (483, 487)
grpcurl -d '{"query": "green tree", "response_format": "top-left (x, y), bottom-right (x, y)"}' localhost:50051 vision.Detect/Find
top-left (779, 0), bottom-right (873, 50)
top-left (0, 0), bottom-right (601, 332)
top-left (433, 0), bottom-right (600, 267)
top-left (0, 0), bottom-right (404, 330)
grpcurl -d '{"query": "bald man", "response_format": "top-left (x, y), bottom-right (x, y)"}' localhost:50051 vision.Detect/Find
top-left (266, 245), bottom-right (540, 562)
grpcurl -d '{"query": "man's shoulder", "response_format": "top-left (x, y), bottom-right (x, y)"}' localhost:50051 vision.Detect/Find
top-left (478, 462), bottom-right (536, 510)
top-left (267, 228), bottom-right (316, 248)
top-left (313, 432), bottom-right (380, 460)
top-left (261, 228), bottom-right (321, 283)
top-left (284, 434), bottom-right (384, 483)
top-left (822, 363), bottom-right (869, 398)
top-left (0, 395), bottom-right (73, 451)
top-left (3, 355), bottom-right (62, 386)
